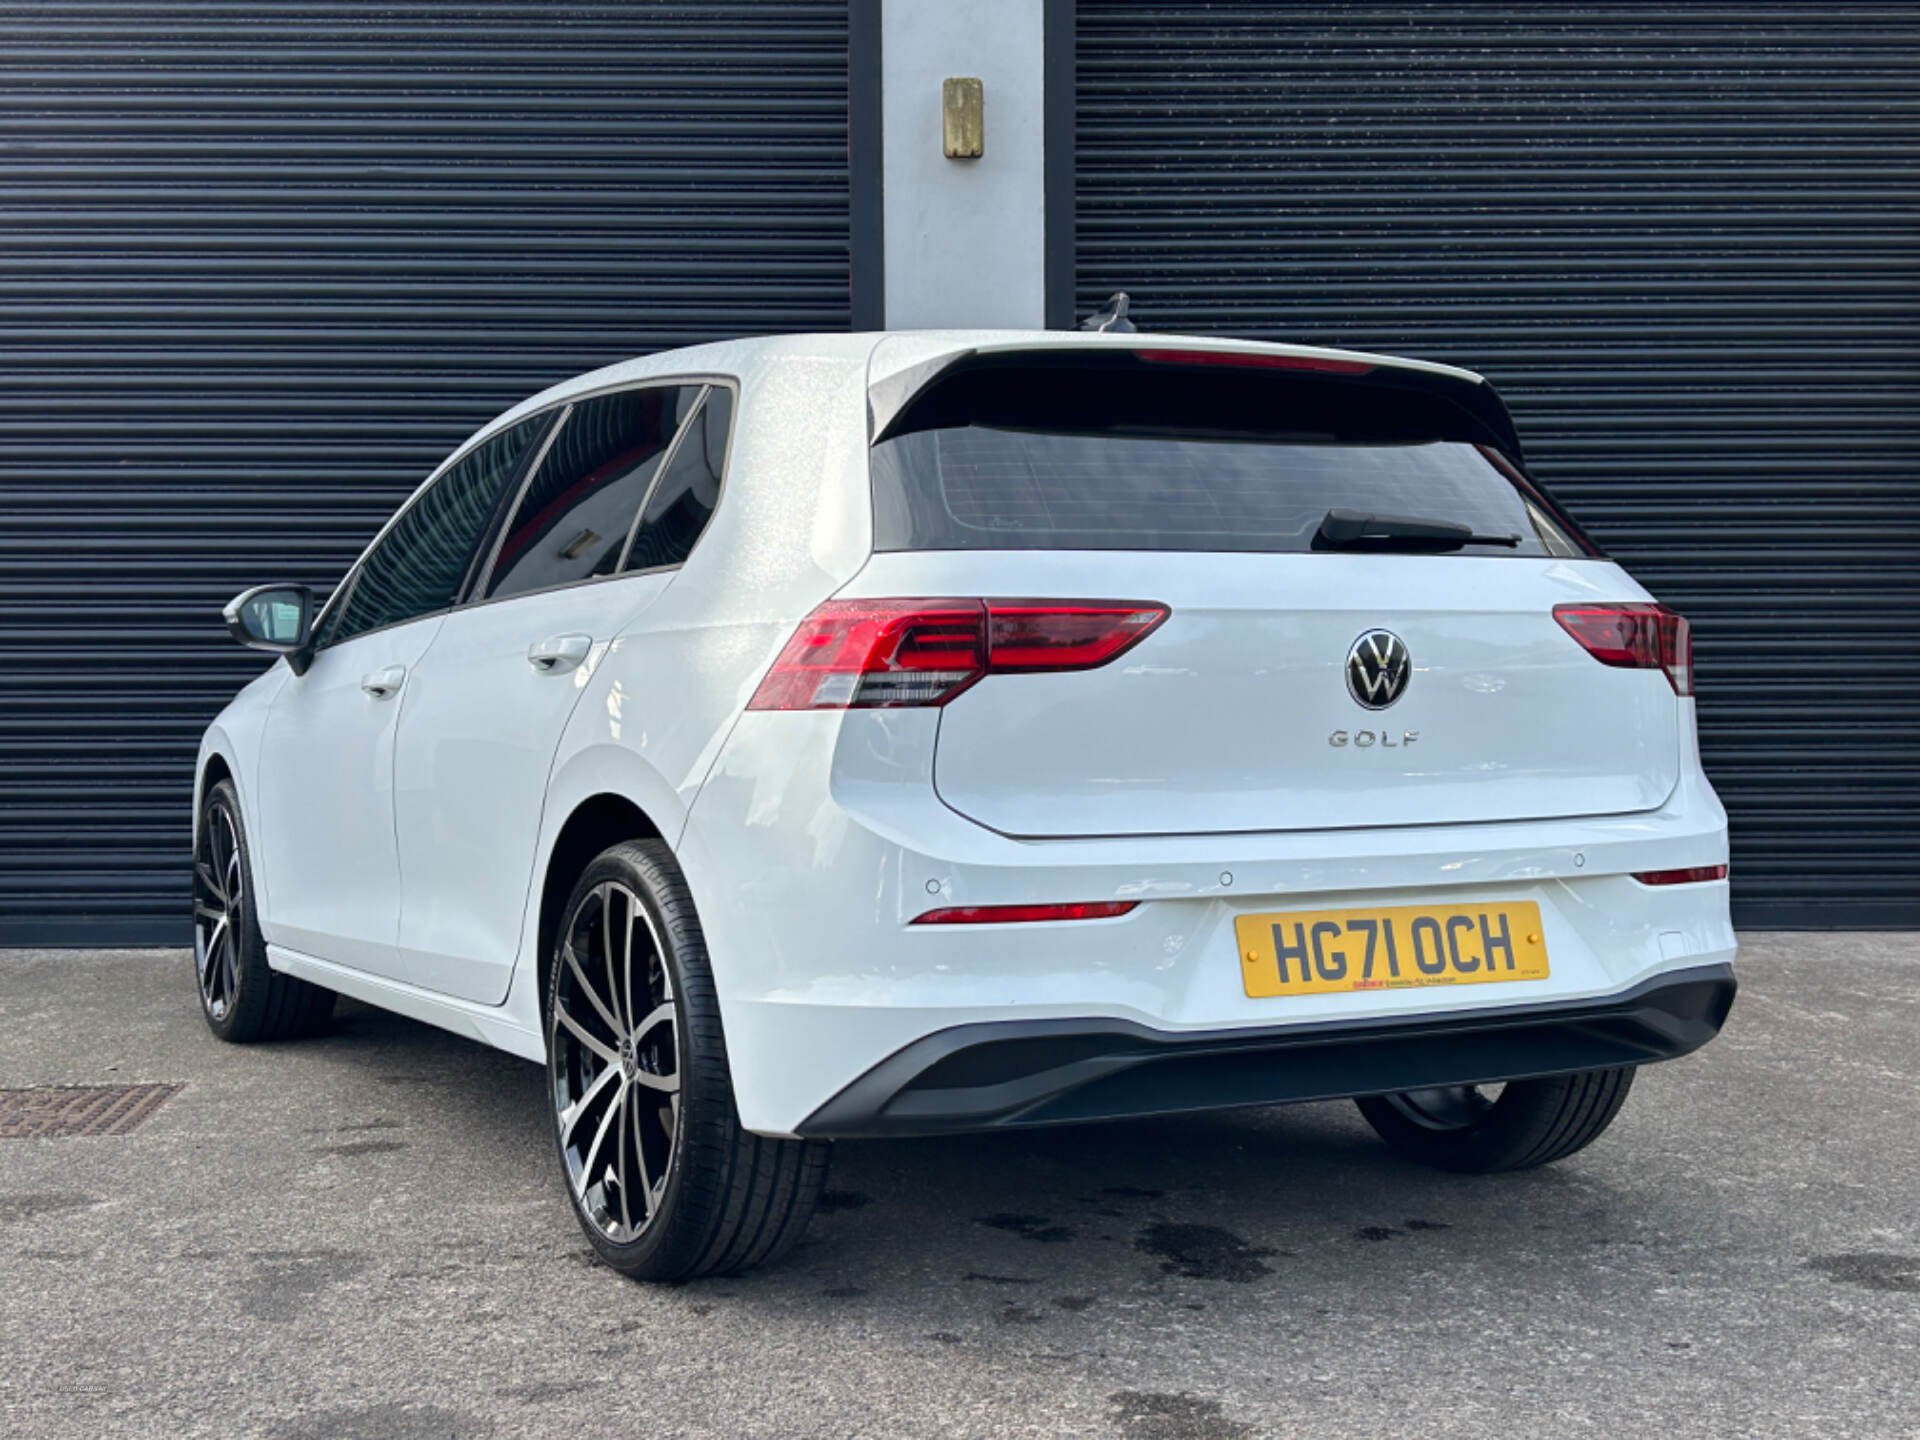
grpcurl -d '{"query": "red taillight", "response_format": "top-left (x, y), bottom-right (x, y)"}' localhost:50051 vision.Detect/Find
top-left (987, 603), bottom-right (1168, 671)
top-left (1552, 603), bottom-right (1693, 696)
top-left (1136, 346), bottom-right (1375, 376)
top-left (911, 901), bottom-right (1138, 925)
top-left (745, 599), bottom-right (983, 710)
top-left (1632, 865), bottom-right (1728, 886)
top-left (748, 599), bottom-right (1168, 711)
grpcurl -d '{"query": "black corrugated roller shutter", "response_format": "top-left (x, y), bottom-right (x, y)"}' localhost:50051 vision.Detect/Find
top-left (0, 2), bottom-right (850, 945)
top-left (1078, 1), bottom-right (1920, 927)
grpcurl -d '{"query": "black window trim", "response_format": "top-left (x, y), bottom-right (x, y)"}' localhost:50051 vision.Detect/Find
top-left (625, 376), bottom-right (737, 579)
top-left (460, 396), bottom-right (579, 607)
top-left (614, 383), bottom-right (712, 573)
top-left (308, 405), bottom-right (561, 653)
top-left (459, 372), bottom-right (738, 614)
top-left (305, 372), bottom-right (738, 651)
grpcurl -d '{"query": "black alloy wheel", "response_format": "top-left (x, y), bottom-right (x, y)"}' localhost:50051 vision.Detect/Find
top-left (551, 878), bottom-right (681, 1243)
top-left (193, 794), bottom-right (245, 1023)
top-left (547, 840), bottom-right (829, 1280)
top-left (192, 778), bottom-right (335, 1043)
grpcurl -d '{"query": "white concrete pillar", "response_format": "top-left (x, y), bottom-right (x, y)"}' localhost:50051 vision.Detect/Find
top-left (879, 0), bottom-right (1051, 329)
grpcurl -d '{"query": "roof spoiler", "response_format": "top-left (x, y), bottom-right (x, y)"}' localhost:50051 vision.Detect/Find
top-left (868, 344), bottom-right (1528, 467)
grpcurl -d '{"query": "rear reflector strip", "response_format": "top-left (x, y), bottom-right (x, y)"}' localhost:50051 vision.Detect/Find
top-left (1136, 347), bottom-right (1375, 376)
top-left (911, 901), bottom-right (1138, 925)
top-left (1632, 865), bottom-right (1729, 886)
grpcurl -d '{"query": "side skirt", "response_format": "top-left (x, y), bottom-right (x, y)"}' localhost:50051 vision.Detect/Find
top-left (267, 944), bottom-right (546, 1063)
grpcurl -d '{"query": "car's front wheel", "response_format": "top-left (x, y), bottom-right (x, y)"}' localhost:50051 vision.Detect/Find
top-left (193, 777), bottom-right (335, 1042)
top-left (547, 839), bottom-right (829, 1280)
top-left (1354, 1067), bottom-right (1636, 1173)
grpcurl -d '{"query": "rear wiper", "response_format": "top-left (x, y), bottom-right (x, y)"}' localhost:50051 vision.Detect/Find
top-left (1315, 508), bottom-right (1522, 552)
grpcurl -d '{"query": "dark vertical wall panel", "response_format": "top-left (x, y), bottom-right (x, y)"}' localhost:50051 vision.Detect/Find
top-left (849, 0), bottom-right (885, 329)
top-left (1043, 0), bottom-right (1079, 329)
top-left (0, 2), bottom-right (850, 945)
top-left (1077, 1), bottom-right (1920, 928)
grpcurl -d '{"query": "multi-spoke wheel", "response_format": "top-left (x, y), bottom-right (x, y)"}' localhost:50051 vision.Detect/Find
top-left (192, 777), bottom-right (335, 1043)
top-left (546, 839), bottom-right (830, 1280)
top-left (194, 798), bottom-right (245, 1022)
top-left (1356, 1067), bottom-right (1636, 1173)
top-left (552, 880), bottom-right (681, 1244)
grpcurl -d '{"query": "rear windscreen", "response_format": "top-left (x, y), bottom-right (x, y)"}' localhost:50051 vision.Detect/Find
top-left (868, 352), bottom-right (1594, 558)
top-left (871, 427), bottom-right (1589, 557)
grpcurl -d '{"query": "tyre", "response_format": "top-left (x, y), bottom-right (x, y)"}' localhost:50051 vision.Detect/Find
top-left (193, 778), bottom-right (336, 1043)
top-left (1354, 1067), bottom-right (1636, 1173)
top-left (546, 839), bottom-right (830, 1281)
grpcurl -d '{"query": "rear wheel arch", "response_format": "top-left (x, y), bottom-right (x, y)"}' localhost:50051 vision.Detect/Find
top-left (537, 794), bottom-right (666, 1014)
top-left (546, 836), bottom-right (829, 1278)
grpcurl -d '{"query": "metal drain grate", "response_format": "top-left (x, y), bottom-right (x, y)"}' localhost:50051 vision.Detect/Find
top-left (0, 1083), bottom-right (182, 1138)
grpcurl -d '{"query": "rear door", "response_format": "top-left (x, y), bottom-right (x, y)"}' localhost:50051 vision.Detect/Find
top-left (393, 381), bottom-right (731, 1003)
top-left (860, 348), bottom-right (1680, 839)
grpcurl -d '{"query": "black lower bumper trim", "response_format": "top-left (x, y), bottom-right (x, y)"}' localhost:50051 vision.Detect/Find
top-left (796, 964), bottom-right (1736, 1138)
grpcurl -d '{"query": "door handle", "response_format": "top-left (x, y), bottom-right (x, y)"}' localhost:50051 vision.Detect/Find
top-left (361, 665), bottom-right (407, 699)
top-left (527, 633), bottom-right (594, 674)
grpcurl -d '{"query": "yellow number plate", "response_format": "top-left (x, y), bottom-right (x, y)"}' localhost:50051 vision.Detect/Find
top-left (1236, 901), bottom-right (1549, 998)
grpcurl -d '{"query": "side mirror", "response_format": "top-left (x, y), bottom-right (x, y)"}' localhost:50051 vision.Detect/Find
top-left (223, 584), bottom-right (313, 659)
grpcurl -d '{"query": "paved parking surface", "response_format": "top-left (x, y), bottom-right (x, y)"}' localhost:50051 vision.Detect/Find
top-left (1, 935), bottom-right (1915, 1439)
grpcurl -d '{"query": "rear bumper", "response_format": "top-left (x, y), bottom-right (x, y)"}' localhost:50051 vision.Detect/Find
top-left (796, 962), bottom-right (1735, 1138)
top-left (679, 708), bottom-right (1732, 1136)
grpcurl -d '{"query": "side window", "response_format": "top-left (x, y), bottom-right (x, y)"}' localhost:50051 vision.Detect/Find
top-left (623, 385), bottom-right (732, 573)
top-left (482, 385), bottom-right (701, 601)
top-left (319, 414), bottom-right (549, 647)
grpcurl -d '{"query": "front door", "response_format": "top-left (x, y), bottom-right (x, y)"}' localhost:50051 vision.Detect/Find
top-left (250, 409), bottom-right (555, 976)
top-left (256, 619), bottom-right (443, 977)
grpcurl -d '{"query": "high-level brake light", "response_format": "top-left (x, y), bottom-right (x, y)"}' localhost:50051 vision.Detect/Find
top-left (1136, 347), bottom-right (1375, 376)
top-left (747, 599), bottom-right (1168, 711)
top-left (1552, 603), bottom-right (1693, 696)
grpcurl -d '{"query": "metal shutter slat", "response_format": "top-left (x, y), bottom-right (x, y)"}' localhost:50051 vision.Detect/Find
top-left (1077, 0), bottom-right (1920, 927)
top-left (0, 2), bottom-right (851, 945)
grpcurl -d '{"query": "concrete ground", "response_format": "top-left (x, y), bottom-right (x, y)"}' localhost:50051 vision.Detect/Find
top-left (0, 936), bottom-right (1915, 1440)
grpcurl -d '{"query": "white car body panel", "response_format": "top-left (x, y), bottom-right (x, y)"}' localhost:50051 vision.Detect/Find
top-left (846, 550), bottom-right (1681, 838)
top-left (393, 572), bottom-right (673, 1003)
top-left (256, 617), bottom-right (444, 978)
top-left (197, 328), bottom-right (1733, 1141)
top-left (680, 700), bottom-right (1731, 1136)
top-left (195, 663), bottom-right (287, 909)
top-left (268, 941), bottom-right (547, 1062)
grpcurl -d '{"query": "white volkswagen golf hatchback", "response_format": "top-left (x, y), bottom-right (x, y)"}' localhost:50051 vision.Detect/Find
top-left (197, 330), bottom-right (1735, 1280)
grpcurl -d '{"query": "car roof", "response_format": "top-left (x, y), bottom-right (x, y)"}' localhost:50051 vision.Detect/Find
top-left (496, 328), bottom-right (1484, 419)
top-left (450, 328), bottom-right (1492, 479)
top-left (860, 329), bottom-right (1485, 389)
top-left (384, 328), bottom-right (1507, 609)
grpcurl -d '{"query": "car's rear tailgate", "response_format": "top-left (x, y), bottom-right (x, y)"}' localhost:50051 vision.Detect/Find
top-left (839, 550), bottom-right (1681, 838)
